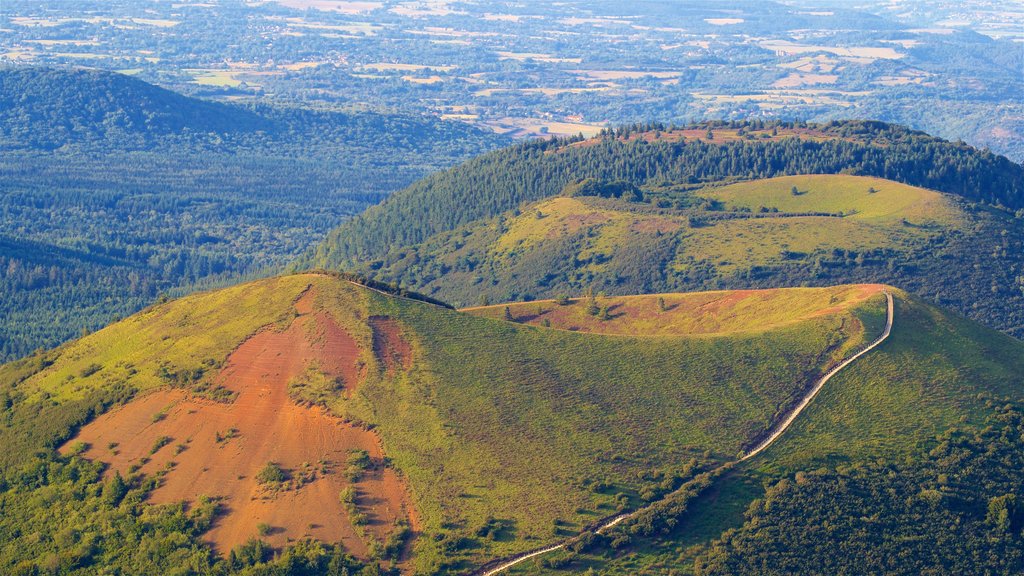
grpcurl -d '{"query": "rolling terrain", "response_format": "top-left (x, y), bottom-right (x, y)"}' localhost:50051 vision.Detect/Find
top-left (305, 123), bottom-right (1024, 337)
top-left (0, 67), bottom-right (506, 361)
top-left (0, 272), bottom-right (1021, 574)
top-left (3, 0), bottom-right (1021, 160)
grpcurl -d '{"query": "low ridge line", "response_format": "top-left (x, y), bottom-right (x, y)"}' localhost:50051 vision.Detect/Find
top-left (472, 291), bottom-right (894, 576)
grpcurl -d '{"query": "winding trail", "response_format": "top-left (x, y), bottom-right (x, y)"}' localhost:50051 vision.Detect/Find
top-left (473, 292), bottom-right (894, 576)
top-left (741, 291), bottom-right (893, 460)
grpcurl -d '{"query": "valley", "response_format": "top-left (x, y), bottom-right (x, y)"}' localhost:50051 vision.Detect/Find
top-left (2, 1), bottom-right (1021, 160)
top-left (0, 67), bottom-right (506, 361)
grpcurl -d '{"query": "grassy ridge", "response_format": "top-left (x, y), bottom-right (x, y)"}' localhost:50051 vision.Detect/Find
top-left (465, 284), bottom-right (884, 342)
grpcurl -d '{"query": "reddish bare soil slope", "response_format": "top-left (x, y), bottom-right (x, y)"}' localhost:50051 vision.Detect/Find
top-left (369, 316), bottom-right (413, 374)
top-left (64, 288), bottom-right (416, 558)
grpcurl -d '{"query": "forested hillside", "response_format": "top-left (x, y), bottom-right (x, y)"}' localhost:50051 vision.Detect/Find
top-left (0, 67), bottom-right (506, 360)
top-left (306, 123), bottom-right (1024, 338)
top-left (0, 67), bottom-right (267, 147)
top-left (309, 120), bottom-right (1024, 268)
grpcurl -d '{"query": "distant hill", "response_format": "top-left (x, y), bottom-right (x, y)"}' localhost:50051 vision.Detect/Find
top-left (0, 66), bottom-right (504, 154)
top-left (1, 273), bottom-right (1021, 574)
top-left (0, 66), bottom-right (269, 147)
top-left (304, 123), bottom-right (1024, 337)
top-left (0, 67), bottom-right (507, 361)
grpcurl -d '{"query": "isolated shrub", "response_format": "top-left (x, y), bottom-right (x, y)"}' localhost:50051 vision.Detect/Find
top-left (339, 487), bottom-right (357, 504)
top-left (346, 449), bottom-right (371, 481)
top-left (256, 462), bottom-right (287, 484)
top-left (79, 363), bottom-right (102, 378)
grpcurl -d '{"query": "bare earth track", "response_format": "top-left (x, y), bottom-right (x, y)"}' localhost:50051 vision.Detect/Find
top-left (474, 291), bottom-right (894, 576)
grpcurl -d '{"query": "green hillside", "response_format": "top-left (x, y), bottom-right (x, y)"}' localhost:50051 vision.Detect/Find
top-left (500, 293), bottom-right (1024, 575)
top-left (311, 168), bottom-right (1024, 338)
top-left (0, 67), bottom-right (267, 147)
top-left (1, 274), bottom-right (1021, 574)
top-left (0, 273), bottom-right (899, 575)
top-left (307, 120), bottom-right (1023, 272)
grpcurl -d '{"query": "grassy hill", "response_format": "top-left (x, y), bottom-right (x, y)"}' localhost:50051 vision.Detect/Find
top-left (0, 272), bottom-right (905, 575)
top-left (499, 292), bottom-right (1024, 575)
top-left (320, 170), bottom-right (1024, 338)
top-left (1, 273), bottom-right (1021, 574)
top-left (306, 120), bottom-right (1023, 273)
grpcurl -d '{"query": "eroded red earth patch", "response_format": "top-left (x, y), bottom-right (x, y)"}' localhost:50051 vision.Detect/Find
top-left (369, 316), bottom-right (413, 374)
top-left (64, 287), bottom-right (417, 562)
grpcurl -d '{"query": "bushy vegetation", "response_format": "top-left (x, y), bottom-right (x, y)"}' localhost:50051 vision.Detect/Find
top-left (503, 293), bottom-right (1024, 569)
top-left (3, 274), bottom-right (1021, 574)
top-left (759, 293), bottom-right (1024, 470)
top-left (343, 281), bottom-right (882, 572)
top-left (0, 452), bottom-right (385, 575)
top-left (309, 120), bottom-right (1023, 274)
top-left (256, 462), bottom-right (288, 485)
top-left (506, 402), bottom-right (1024, 576)
top-left (313, 170), bottom-right (1024, 338)
top-left (694, 402), bottom-right (1024, 575)
top-left (0, 67), bottom-right (503, 361)
top-left (500, 296), bottom-right (1024, 576)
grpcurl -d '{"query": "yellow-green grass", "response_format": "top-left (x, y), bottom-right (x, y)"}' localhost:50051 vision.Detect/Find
top-left (0, 273), bottom-right (882, 572)
top-left (752, 290), bottom-right (1024, 471)
top-left (464, 283), bottom-right (885, 343)
top-left (501, 289), bottom-right (1024, 576)
top-left (682, 175), bottom-right (962, 272)
top-left (490, 175), bottom-right (961, 276)
top-left (697, 174), bottom-right (961, 224)
top-left (187, 69), bottom-right (244, 87)
top-left (493, 195), bottom-right (682, 270)
top-left (357, 283), bottom-right (875, 571)
top-left (10, 274), bottom-right (316, 405)
top-left (681, 215), bottom-right (910, 272)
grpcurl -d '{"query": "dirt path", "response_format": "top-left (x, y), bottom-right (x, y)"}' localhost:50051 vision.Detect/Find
top-left (742, 291), bottom-right (893, 460)
top-left (473, 292), bottom-right (894, 576)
